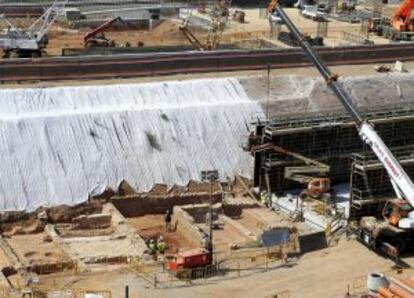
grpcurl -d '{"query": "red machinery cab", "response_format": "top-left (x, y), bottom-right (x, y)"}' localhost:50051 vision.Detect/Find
top-left (382, 199), bottom-right (413, 226)
top-left (391, 0), bottom-right (414, 32)
top-left (167, 248), bottom-right (212, 272)
top-left (307, 178), bottom-right (331, 199)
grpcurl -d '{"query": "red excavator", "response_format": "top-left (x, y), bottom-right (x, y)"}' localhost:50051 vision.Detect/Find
top-left (391, 0), bottom-right (414, 32)
top-left (83, 17), bottom-right (123, 48)
top-left (369, 0), bottom-right (414, 40)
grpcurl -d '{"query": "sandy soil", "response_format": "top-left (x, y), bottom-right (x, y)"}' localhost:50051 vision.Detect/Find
top-left (0, 247), bottom-right (12, 268)
top-left (237, 208), bottom-right (292, 236)
top-left (198, 219), bottom-right (252, 246)
top-left (2, 6), bottom-right (392, 56)
top-left (28, 238), bottom-right (414, 298)
top-left (6, 233), bottom-right (70, 266)
top-left (59, 207), bottom-right (146, 264)
top-left (127, 215), bottom-right (197, 253)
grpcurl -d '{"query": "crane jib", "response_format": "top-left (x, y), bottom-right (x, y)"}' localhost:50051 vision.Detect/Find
top-left (273, 5), bottom-right (414, 208)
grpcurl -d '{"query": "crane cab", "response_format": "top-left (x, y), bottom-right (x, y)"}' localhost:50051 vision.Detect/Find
top-left (382, 199), bottom-right (413, 227)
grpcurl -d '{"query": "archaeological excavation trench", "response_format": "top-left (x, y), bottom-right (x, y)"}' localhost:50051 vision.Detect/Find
top-left (0, 72), bottom-right (413, 290)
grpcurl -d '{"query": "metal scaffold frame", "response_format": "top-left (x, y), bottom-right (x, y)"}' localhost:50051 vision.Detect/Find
top-left (349, 145), bottom-right (414, 219)
top-left (253, 105), bottom-right (414, 196)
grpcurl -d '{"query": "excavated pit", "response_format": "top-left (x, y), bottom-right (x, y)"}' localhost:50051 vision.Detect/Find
top-left (0, 72), bottom-right (413, 286)
top-left (1, 73), bottom-right (414, 211)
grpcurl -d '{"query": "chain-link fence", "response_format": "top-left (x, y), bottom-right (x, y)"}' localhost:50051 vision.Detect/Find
top-left (132, 242), bottom-right (299, 289)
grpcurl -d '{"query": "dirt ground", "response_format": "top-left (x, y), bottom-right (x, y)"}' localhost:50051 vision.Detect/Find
top-left (199, 219), bottom-right (253, 246)
top-left (6, 233), bottom-right (70, 266)
top-left (0, 246), bottom-right (12, 269)
top-left (1, 6), bottom-right (392, 56)
top-left (28, 238), bottom-right (414, 298)
top-left (127, 215), bottom-right (197, 253)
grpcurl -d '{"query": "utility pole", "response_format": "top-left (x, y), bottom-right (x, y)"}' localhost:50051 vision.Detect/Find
top-left (266, 63), bottom-right (271, 120)
top-left (201, 170), bottom-right (219, 254)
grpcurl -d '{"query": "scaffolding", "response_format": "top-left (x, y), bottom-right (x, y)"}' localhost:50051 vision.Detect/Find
top-left (253, 105), bottom-right (414, 195)
top-left (349, 145), bottom-right (414, 219)
top-left (316, 19), bottom-right (328, 38)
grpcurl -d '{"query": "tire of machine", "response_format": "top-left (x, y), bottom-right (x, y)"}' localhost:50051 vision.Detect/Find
top-left (389, 237), bottom-right (407, 253)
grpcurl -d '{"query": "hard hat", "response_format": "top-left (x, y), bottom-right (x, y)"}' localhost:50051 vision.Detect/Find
top-left (150, 239), bottom-right (154, 243)
top-left (159, 235), bottom-right (164, 241)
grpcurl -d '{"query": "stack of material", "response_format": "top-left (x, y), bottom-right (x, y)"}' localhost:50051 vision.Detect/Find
top-left (367, 272), bottom-right (414, 298)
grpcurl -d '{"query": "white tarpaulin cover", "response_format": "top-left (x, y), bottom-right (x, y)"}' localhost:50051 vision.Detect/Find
top-left (0, 78), bottom-right (262, 211)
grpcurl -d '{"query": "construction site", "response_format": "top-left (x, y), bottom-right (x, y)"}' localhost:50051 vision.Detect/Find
top-left (1, 0), bottom-right (414, 297)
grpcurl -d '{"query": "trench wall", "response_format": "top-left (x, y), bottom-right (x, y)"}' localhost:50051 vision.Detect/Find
top-left (171, 206), bottom-right (204, 248)
top-left (111, 192), bottom-right (222, 218)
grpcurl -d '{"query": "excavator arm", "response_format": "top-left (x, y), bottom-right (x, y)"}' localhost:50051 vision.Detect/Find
top-left (179, 23), bottom-right (206, 51)
top-left (83, 17), bottom-right (123, 43)
top-left (268, 0), bottom-right (278, 13)
top-left (392, 0), bottom-right (414, 26)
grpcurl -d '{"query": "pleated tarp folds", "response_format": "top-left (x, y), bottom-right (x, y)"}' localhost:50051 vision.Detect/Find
top-left (0, 78), bottom-right (262, 211)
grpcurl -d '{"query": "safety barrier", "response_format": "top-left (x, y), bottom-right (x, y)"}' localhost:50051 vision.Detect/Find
top-left (139, 242), bottom-right (298, 289)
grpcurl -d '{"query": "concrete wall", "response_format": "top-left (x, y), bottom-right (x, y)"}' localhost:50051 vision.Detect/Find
top-left (111, 192), bottom-right (222, 218)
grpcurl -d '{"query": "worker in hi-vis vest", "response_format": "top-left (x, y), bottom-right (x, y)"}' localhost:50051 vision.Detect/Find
top-left (157, 235), bottom-right (166, 254)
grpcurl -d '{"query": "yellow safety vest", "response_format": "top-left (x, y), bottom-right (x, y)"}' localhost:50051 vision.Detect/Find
top-left (157, 242), bottom-right (166, 253)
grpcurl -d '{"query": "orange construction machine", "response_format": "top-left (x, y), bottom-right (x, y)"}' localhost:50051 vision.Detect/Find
top-left (369, 0), bottom-right (414, 40)
top-left (167, 248), bottom-right (212, 274)
top-left (83, 17), bottom-right (123, 48)
top-left (392, 0), bottom-right (414, 32)
top-left (251, 143), bottom-right (332, 200)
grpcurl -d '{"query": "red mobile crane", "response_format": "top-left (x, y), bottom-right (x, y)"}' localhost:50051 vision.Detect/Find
top-left (83, 17), bottom-right (123, 48)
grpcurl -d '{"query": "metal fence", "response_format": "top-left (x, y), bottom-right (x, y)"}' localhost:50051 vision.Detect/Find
top-left (135, 242), bottom-right (299, 289)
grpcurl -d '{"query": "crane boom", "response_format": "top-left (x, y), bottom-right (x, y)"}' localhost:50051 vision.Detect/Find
top-left (83, 17), bottom-right (122, 43)
top-left (271, 5), bottom-right (414, 208)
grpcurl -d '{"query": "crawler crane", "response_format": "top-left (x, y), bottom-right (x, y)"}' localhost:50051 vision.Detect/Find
top-left (0, 0), bottom-right (66, 58)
